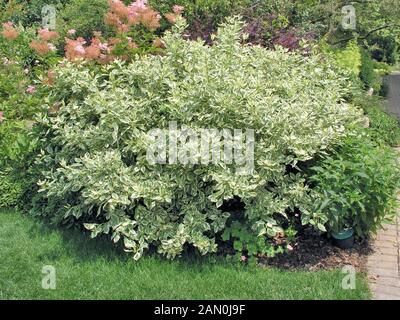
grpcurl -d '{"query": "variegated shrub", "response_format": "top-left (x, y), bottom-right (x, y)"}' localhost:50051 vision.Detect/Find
top-left (32, 17), bottom-right (362, 260)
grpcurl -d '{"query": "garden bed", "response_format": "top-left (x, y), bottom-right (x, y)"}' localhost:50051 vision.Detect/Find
top-left (263, 226), bottom-right (372, 272)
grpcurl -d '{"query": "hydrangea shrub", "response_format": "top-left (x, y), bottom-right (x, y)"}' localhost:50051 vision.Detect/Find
top-left (32, 17), bottom-right (361, 259)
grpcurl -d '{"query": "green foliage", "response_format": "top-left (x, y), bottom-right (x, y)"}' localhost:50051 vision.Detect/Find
top-left (299, 0), bottom-right (400, 46)
top-left (309, 132), bottom-right (400, 238)
top-left (149, 0), bottom-right (247, 43)
top-left (0, 0), bottom-right (26, 23)
top-left (0, 120), bottom-right (38, 210)
top-left (58, 0), bottom-right (110, 40)
top-left (29, 18), bottom-right (361, 260)
top-left (0, 1), bottom-right (70, 26)
top-left (222, 218), bottom-right (298, 263)
top-left (150, 0), bottom-right (241, 24)
top-left (0, 121), bottom-right (31, 165)
top-left (222, 221), bottom-right (283, 261)
top-left (368, 35), bottom-right (398, 65)
top-left (373, 60), bottom-right (392, 75)
top-left (361, 97), bottom-right (400, 146)
top-left (0, 169), bottom-right (22, 208)
top-left (0, 23), bottom-right (38, 67)
top-left (360, 49), bottom-right (381, 93)
top-left (150, 0), bottom-right (294, 44)
top-left (330, 40), bottom-right (362, 77)
top-left (0, 61), bottom-right (44, 120)
top-left (20, 1), bottom-right (70, 27)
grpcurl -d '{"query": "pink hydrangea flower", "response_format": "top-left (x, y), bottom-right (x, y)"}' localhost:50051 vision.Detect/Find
top-left (26, 85), bottom-right (36, 94)
top-left (67, 29), bottom-right (76, 35)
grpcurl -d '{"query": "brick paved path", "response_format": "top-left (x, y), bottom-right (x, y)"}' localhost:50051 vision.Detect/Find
top-left (366, 144), bottom-right (400, 299)
top-left (367, 217), bottom-right (400, 299)
top-left (367, 71), bottom-right (400, 299)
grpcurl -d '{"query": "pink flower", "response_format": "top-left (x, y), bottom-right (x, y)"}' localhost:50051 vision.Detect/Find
top-left (1, 22), bottom-right (19, 40)
top-left (99, 43), bottom-right (108, 51)
top-left (172, 5), bottom-right (184, 15)
top-left (240, 255), bottom-right (247, 262)
top-left (77, 37), bottom-right (86, 45)
top-left (0, 111), bottom-right (3, 122)
top-left (128, 0), bottom-right (147, 17)
top-left (287, 244), bottom-right (294, 251)
top-left (2, 22), bottom-right (13, 29)
top-left (67, 29), bottom-right (76, 35)
top-left (38, 28), bottom-right (59, 41)
top-left (26, 85), bottom-right (36, 94)
top-left (47, 43), bottom-right (57, 51)
top-left (74, 44), bottom-right (85, 55)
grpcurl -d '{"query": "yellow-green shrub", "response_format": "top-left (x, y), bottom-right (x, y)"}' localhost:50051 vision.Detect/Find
top-left (331, 40), bottom-right (362, 77)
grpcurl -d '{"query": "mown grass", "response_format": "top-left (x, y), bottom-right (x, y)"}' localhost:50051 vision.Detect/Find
top-left (0, 209), bottom-right (371, 300)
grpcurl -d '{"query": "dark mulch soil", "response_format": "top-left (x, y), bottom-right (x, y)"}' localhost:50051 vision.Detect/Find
top-left (261, 227), bottom-right (373, 272)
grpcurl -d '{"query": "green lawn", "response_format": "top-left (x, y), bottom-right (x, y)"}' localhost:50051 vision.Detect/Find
top-left (0, 209), bottom-right (371, 300)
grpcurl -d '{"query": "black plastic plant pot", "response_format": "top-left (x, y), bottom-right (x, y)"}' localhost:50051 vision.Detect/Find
top-left (331, 228), bottom-right (355, 249)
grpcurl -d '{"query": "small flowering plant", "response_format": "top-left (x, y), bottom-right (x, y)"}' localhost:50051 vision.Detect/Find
top-left (1, 22), bottom-right (19, 40)
top-left (0, 24), bottom-right (55, 122)
top-left (98, 0), bottom-right (184, 59)
top-left (0, 22), bottom-right (34, 64)
top-left (54, 0), bottom-right (184, 63)
top-left (18, 1), bottom-right (184, 64)
top-left (0, 58), bottom-right (44, 120)
top-left (62, 0), bottom-right (184, 62)
top-left (29, 28), bottom-right (60, 57)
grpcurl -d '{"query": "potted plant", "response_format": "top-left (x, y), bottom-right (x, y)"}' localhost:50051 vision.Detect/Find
top-left (329, 211), bottom-right (355, 249)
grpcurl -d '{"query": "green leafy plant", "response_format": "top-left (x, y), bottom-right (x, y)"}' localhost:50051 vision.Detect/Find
top-left (330, 40), bottom-right (362, 77)
top-left (0, 168), bottom-right (23, 208)
top-left (0, 61), bottom-right (45, 120)
top-left (309, 132), bottom-right (399, 238)
top-left (0, 0), bottom-right (26, 23)
top-left (222, 221), bottom-right (278, 260)
top-left (368, 34), bottom-right (398, 65)
top-left (365, 106), bottom-right (400, 147)
top-left (353, 94), bottom-right (400, 146)
top-left (1, 1), bottom-right (70, 27)
top-left (222, 219), bottom-right (297, 263)
top-left (360, 48), bottom-right (381, 93)
top-left (58, 0), bottom-right (110, 40)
